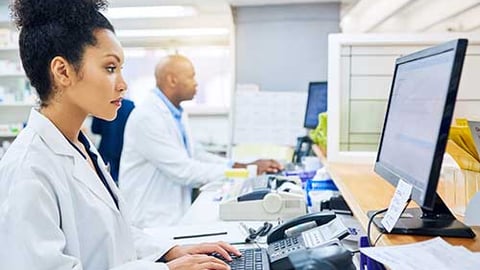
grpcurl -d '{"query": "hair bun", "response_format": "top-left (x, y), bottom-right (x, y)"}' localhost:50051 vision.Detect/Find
top-left (11, 0), bottom-right (109, 28)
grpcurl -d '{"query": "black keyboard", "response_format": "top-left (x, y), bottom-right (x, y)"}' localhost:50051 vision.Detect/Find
top-left (214, 248), bottom-right (270, 270)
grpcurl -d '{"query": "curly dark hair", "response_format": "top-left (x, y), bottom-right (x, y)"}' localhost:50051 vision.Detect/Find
top-left (10, 0), bottom-right (115, 107)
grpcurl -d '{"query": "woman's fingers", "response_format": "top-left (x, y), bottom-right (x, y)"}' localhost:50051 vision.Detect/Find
top-left (167, 254), bottom-right (231, 270)
top-left (217, 241), bottom-right (242, 257)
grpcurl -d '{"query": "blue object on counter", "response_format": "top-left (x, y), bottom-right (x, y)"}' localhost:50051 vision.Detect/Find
top-left (359, 236), bottom-right (386, 270)
top-left (305, 174), bottom-right (338, 207)
top-left (285, 170), bottom-right (317, 186)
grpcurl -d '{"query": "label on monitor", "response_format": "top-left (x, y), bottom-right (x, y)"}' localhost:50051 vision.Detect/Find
top-left (381, 179), bottom-right (412, 232)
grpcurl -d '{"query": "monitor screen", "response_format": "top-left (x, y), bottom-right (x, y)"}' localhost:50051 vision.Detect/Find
top-left (304, 82), bottom-right (327, 129)
top-left (371, 39), bottom-right (475, 238)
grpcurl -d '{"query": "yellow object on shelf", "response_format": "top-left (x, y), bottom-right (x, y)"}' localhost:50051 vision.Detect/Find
top-left (309, 112), bottom-right (327, 152)
top-left (443, 118), bottom-right (480, 216)
top-left (446, 140), bottom-right (480, 172)
top-left (224, 168), bottom-right (249, 179)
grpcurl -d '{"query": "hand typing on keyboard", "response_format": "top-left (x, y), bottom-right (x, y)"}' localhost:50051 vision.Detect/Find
top-left (163, 241), bottom-right (242, 270)
top-left (214, 248), bottom-right (268, 270)
top-left (167, 254), bottom-right (233, 270)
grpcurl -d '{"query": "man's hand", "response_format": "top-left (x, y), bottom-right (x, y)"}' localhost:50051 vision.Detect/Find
top-left (252, 159), bottom-right (284, 174)
top-left (233, 159), bottom-right (284, 174)
top-left (163, 241), bottom-right (241, 261)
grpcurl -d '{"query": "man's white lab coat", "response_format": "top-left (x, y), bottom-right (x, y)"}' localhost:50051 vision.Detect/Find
top-left (0, 109), bottom-right (172, 270)
top-left (119, 89), bottom-right (227, 227)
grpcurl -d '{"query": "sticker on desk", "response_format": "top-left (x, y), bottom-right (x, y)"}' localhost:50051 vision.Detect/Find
top-left (381, 179), bottom-right (412, 233)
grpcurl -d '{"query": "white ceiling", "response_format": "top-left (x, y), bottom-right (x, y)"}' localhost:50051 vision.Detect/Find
top-left (341, 0), bottom-right (480, 33)
top-left (226, 0), bottom-right (356, 6)
top-left (2, 0), bottom-right (480, 45)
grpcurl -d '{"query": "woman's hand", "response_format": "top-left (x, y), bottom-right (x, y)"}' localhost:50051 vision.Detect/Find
top-left (166, 254), bottom-right (230, 270)
top-left (163, 241), bottom-right (241, 261)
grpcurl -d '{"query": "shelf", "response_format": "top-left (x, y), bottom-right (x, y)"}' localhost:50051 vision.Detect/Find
top-left (0, 73), bottom-right (25, 78)
top-left (0, 47), bottom-right (19, 52)
top-left (0, 20), bottom-right (14, 29)
top-left (0, 134), bottom-right (17, 138)
top-left (0, 103), bottom-right (34, 107)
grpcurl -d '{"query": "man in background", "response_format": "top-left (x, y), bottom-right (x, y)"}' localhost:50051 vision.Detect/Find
top-left (92, 98), bottom-right (134, 182)
top-left (119, 54), bottom-right (283, 227)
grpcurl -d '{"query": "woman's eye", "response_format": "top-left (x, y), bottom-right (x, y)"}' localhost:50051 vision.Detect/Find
top-left (106, 66), bottom-right (116, 73)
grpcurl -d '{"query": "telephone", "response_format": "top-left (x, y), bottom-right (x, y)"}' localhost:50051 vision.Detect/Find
top-left (292, 136), bottom-right (313, 164)
top-left (221, 212), bottom-right (353, 270)
top-left (219, 176), bottom-right (306, 221)
top-left (282, 243), bottom-right (355, 270)
top-left (266, 212), bottom-right (350, 270)
top-left (219, 189), bottom-right (306, 221)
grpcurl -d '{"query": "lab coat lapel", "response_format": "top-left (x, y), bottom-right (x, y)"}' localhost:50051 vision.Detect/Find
top-left (88, 144), bottom-right (127, 212)
top-left (28, 108), bottom-right (120, 212)
top-left (181, 113), bottom-right (193, 156)
top-left (151, 91), bottom-right (190, 154)
top-left (72, 153), bottom-right (120, 213)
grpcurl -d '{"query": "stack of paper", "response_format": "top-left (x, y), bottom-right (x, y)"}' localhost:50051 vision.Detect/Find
top-left (447, 119), bottom-right (480, 171)
top-left (360, 237), bottom-right (480, 270)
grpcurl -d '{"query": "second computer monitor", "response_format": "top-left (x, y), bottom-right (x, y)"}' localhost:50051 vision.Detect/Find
top-left (304, 82), bottom-right (327, 129)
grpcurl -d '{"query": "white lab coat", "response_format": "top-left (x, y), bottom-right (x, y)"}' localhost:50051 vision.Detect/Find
top-left (119, 89), bottom-right (228, 227)
top-left (0, 109), bottom-right (172, 270)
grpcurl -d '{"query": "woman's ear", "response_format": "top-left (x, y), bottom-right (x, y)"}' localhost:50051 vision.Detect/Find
top-left (50, 56), bottom-right (75, 88)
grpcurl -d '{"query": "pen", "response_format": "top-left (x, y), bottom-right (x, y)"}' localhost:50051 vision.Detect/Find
top-left (173, 231), bottom-right (228, 240)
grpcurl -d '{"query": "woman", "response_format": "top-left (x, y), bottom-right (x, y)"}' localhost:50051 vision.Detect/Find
top-left (0, 0), bottom-right (240, 269)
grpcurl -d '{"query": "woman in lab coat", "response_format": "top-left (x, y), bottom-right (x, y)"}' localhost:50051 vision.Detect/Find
top-left (0, 0), bottom-right (239, 269)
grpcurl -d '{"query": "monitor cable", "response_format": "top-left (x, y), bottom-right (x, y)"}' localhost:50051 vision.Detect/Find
top-left (367, 208), bottom-right (388, 247)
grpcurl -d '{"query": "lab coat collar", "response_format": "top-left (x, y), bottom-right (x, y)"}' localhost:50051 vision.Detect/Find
top-left (149, 90), bottom-right (193, 156)
top-left (153, 87), bottom-right (183, 120)
top-left (27, 108), bottom-right (121, 213)
top-left (27, 108), bottom-right (76, 157)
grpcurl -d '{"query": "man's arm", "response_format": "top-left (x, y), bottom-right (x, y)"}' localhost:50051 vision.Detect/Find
top-left (130, 115), bottom-right (226, 186)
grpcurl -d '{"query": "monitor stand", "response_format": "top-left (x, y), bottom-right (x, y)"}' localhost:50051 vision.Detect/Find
top-left (367, 194), bottom-right (475, 238)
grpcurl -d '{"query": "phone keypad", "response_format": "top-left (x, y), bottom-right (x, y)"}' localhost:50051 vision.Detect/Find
top-left (268, 236), bottom-right (305, 261)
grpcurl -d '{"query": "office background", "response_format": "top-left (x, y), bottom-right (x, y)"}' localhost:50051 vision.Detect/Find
top-left (1, 0), bottom-right (480, 158)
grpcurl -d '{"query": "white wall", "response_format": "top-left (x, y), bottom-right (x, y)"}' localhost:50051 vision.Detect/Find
top-left (234, 3), bottom-right (340, 92)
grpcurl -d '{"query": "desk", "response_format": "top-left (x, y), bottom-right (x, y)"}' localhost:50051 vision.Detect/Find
top-left (313, 145), bottom-right (480, 250)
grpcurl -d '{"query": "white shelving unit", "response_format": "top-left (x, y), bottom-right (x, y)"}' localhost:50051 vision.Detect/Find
top-left (327, 33), bottom-right (480, 164)
top-left (0, 21), bottom-right (32, 150)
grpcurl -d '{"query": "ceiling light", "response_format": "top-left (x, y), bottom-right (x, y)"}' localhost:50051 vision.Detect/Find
top-left (104, 6), bottom-right (197, 19)
top-left (116, 28), bottom-right (230, 38)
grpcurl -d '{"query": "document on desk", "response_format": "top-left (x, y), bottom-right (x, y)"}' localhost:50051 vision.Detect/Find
top-left (360, 237), bottom-right (480, 270)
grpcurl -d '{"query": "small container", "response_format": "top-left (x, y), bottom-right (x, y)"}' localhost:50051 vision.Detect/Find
top-left (305, 168), bottom-right (339, 212)
top-left (221, 168), bottom-right (249, 200)
top-left (302, 156), bottom-right (322, 171)
top-left (224, 168), bottom-right (249, 180)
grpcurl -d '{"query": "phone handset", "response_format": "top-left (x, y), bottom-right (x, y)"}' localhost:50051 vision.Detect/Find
top-left (266, 212), bottom-right (336, 244)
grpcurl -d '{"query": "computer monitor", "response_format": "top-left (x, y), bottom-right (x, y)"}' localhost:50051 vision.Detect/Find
top-left (369, 39), bottom-right (475, 238)
top-left (303, 82), bottom-right (328, 129)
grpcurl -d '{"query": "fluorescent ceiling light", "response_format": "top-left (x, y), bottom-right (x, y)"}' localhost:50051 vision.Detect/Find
top-left (104, 6), bottom-right (196, 19)
top-left (117, 28), bottom-right (229, 38)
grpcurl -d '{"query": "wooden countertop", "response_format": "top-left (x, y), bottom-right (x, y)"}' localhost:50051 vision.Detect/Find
top-left (313, 145), bottom-right (480, 251)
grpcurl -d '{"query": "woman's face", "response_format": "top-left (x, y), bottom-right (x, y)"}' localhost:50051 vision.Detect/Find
top-left (66, 29), bottom-right (127, 121)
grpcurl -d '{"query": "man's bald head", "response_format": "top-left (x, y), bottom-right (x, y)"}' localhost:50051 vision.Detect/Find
top-left (154, 54), bottom-right (197, 107)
